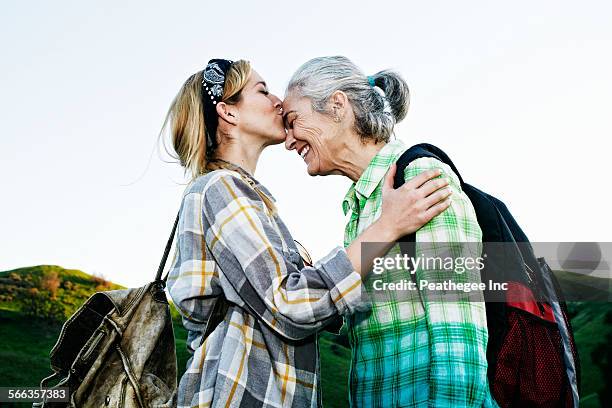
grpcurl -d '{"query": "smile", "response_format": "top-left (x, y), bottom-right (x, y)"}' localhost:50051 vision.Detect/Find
top-left (298, 145), bottom-right (310, 161)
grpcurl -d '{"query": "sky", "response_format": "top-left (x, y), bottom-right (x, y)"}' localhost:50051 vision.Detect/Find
top-left (1, 0), bottom-right (611, 287)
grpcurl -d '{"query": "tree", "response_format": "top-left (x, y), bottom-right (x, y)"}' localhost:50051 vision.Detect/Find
top-left (41, 271), bottom-right (61, 299)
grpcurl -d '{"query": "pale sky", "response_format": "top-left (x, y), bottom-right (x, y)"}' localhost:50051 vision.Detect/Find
top-left (1, 0), bottom-right (610, 287)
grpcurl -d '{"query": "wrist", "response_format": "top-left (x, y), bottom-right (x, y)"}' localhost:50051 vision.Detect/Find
top-left (372, 216), bottom-right (399, 242)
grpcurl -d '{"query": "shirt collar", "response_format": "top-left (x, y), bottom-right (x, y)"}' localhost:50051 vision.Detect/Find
top-left (342, 139), bottom-right (407, 215)
top-left (342, 186), bottom-right (357, 216)
top-left (210, 159), bottom-right (277, 202)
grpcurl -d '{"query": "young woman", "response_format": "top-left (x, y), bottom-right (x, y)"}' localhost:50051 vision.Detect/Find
top-left (164, 58), bottom-right (452, 407)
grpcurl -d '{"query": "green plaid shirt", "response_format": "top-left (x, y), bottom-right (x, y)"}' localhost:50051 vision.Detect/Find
top-left (342, 139), bottom-right (498, 407)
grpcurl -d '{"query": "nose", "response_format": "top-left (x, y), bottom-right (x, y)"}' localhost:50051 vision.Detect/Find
top-left (285, 129), bottom-right (296, 151)
top-left (271, 95), bottom-right (283, 113)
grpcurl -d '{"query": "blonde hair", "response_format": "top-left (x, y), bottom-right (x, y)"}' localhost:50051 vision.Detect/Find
top-left (161, 60), bottom-right (252, 180)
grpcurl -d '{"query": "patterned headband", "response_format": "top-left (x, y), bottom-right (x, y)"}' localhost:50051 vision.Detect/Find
top-left (202, 58), bottom-right (233, 154)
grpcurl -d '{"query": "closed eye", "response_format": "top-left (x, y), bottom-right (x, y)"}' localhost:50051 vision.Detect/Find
top-left (283, 113), bottom-right (296, 130)
top-left (259, 84), bottom-right (269, 96)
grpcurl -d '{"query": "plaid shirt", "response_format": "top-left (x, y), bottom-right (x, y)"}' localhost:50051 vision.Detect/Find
top-left (342, 139), bottom-right (498, 407)
top-left (167, 163), bottom-right (366, 408)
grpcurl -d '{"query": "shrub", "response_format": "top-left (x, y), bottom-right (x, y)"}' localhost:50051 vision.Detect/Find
top-left (92, 273), bottom-right (111, 290)
top-left (41, 271), bottom-right (61, 299)
top-left (20, 287), bottom-right (68, 323)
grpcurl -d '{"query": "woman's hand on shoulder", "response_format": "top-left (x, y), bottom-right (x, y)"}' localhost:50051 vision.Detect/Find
top-left (379, 164), bottom-right (452, 240)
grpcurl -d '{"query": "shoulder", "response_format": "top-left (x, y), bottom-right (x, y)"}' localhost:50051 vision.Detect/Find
top-left (404, 156), bottom-right (481, 239)
top-left (184, 169), bottom-right (271, 218)
top-left (183, 169), bottom-right (241, 196)
top-left (402, 156), bottom-right (462, 193)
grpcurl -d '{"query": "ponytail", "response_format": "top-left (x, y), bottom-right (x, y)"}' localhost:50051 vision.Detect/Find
top-left (369, 70), bottom-right (410, 123)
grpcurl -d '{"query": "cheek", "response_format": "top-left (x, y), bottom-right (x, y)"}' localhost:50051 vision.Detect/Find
top-left (243, 96), bottom-right (273, 121)
top-left (294, 118), bottom-right (323, 145)
top-left (307, 127), bottom-right (336, 165)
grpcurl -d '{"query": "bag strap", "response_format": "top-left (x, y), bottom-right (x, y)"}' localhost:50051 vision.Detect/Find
top-left (195, 170), bottom-right (277, 343)
top-left (156, 168), bottom-right (275, 344)
top-left (394, 144), bottom-right (461, 290)
top-left (394, 144), bottom-right (449, 245)
top-left (154, 209), bottom-right (230, 344)
top-left (154, 211), bottom-right (180, 283)
top-left (199, 293), bottom-right (230, 347)
top-left (394, 143), bottom-right (464, 190)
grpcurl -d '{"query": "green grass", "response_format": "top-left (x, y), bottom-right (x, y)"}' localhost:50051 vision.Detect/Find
top-left (568, 302), bottom-right (611, 403)
top-left (319, 332), bottom-right (352, 408)
top-left (0, 309), bottom-right (61, 388)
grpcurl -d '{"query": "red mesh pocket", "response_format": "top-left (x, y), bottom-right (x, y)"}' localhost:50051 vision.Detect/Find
top-left (492, 308), bottom-right (573, 408)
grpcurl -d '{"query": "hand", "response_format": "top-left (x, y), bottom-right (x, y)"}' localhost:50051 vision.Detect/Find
top-left (378, 164), bottom-right (452, 240)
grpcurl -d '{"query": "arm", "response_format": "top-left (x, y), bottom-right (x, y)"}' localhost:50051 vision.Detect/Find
top-left (202, 171), bottom-right (366, 341)
top-left (406, 158), bottom-right (491, 407)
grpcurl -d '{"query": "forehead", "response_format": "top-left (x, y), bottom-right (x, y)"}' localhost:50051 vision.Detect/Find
top-left (282, 92), bottom-right (311, 112)
top-left (247, 69), bottom-right (264, 85)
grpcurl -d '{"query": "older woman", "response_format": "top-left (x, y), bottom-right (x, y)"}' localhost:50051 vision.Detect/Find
top-left (283, 56), bottom-right (498, 408)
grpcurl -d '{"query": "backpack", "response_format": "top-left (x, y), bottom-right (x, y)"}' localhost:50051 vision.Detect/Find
top-left (33, 215), bottom-right (183, 407)
top-left (394, 143), bottom-right (580, 408)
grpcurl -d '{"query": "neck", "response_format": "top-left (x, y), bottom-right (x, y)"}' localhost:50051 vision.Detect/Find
top-left (213, 134), bottom-right (265, 176)
top-left (335, 135), bottom-right (387, 183)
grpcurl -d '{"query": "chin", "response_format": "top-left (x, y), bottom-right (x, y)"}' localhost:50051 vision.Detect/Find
top-left (305, 163), bottom-right (321, 177)
top-left (265, 131), bottom-right (288, 146)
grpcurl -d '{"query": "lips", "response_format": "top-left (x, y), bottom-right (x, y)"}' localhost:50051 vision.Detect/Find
top-left (298, 145), bottom-right (310, 161)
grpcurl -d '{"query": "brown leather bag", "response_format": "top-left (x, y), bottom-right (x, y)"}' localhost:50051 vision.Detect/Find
top-left (33, 215), bottom-right (184, 407)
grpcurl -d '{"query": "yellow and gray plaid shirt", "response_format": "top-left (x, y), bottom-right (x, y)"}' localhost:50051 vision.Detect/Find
top-left (343, 139), bottom-right (498, 407)
top-left (167, 163), bottom-right (367, 408)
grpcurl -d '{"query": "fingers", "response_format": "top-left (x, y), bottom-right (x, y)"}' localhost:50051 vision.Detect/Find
top-left (383, 164), bottom-right (397, 191)
top-left (421, 186), bottom-right (453, 209)
top-left (402, 168), bottom-right (442, 191)
top-left (423, 197), bottom-right (452, 221)
top-left (417, 177), bottom-right (449, 199)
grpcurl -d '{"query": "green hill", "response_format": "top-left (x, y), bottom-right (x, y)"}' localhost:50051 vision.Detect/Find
top-left (0, 266), bottom-right (184, 392)
top-left (554, 269), bottom-right (612, 302)
top-left (0, 265), bottom-right (124, 288)
top-left (0, 265), bottom-right (610, 407)
top-left (0, 265), bottom-right (125, 315)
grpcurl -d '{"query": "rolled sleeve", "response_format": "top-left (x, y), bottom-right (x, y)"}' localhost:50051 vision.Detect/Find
top-left (316, 246), bottom-right (370, 316)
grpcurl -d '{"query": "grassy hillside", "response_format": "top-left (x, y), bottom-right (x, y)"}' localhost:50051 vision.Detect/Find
top-left (555, 269), bottom-right (612, 302)
top-left (0, 265), bottom-right (609, 408)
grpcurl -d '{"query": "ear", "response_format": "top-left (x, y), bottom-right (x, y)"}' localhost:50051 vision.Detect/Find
top-left (329, 90), bottom-right (348, 118)
top-left (216, 102), bottom-right (239, 126)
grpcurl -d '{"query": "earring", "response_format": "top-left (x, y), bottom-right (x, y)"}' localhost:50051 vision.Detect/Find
top-left (332, 107), bottom-right (341, 123)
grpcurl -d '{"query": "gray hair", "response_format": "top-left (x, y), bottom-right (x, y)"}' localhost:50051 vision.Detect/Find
top-left (285, 56), bottom-right (410, 143)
